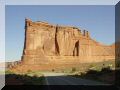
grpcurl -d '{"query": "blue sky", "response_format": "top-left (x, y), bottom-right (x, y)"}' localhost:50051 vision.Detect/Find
top-left (6, 5), bottom-right (115, 61)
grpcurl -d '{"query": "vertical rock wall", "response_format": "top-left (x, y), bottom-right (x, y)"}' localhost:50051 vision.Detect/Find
top-left (22, 18), bottom-right (115, 65)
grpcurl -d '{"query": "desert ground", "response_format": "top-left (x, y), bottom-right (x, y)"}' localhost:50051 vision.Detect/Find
top-left (5, 60), bottom-right (118, 85)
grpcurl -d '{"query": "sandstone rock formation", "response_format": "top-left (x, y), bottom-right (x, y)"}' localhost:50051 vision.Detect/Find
top-left (9, 18), bottom-right (116, 72)
top-left (21, 18), bottom-right (115, 65)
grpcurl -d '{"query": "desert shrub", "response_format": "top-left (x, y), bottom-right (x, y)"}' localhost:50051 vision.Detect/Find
top-left (52, 69), bottom-right (55, 72)
top-left (87, 70), bottom-right (98, 75)
top-left (88, 64), bottom-right (97, 70)
top-left (62, 71), bottom-right (64, 73)
top-left (80, 72), bottom-right (86, 77)
top-left (23, 75), bottom-right (31, 80)
top-left (5, 70), bottom-right (14, 74)
top-left (33, 74), bottom-right (39, 77)
top-left (101, 66), bottom-right (112, 73)
top-left (71, 67), bottom-right (76, 72)
top-left (27, 69), bottom-right (32, 73)
top-left (102, 64), bottom-right (105, 66)
top-left (89, 64), bottom-right (95, 68)
top-left (116, 63), bottom-right (120, 67)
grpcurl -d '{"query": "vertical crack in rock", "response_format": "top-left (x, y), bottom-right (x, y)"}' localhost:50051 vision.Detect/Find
top-left (55, 24), bottom-right (60, 55)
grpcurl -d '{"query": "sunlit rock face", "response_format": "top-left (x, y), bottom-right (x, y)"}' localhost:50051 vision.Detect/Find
top-left (21, 18), bottom-right (115, 65)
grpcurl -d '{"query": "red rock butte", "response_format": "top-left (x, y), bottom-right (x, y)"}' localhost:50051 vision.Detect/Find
top-left (11, 18), bottom-right (115, 72)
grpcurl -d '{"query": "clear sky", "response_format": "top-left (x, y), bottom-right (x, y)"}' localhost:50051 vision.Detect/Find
top-left (6, 5), bottom-right (115, 61)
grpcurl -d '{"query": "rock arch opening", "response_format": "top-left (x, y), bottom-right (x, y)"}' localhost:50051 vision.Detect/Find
top-left (73, 41), bottom-right (79, 56)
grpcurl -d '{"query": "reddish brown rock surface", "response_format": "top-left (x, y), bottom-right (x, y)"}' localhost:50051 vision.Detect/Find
top-left (11, 18), bottom-right (115, 72)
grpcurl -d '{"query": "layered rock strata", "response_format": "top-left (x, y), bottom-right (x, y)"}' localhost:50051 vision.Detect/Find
top-left (21, 18), bottom-right (115, 65)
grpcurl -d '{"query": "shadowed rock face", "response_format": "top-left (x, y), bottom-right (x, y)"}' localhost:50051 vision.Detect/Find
top-left (21, 18), bottom-right (115, 65)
